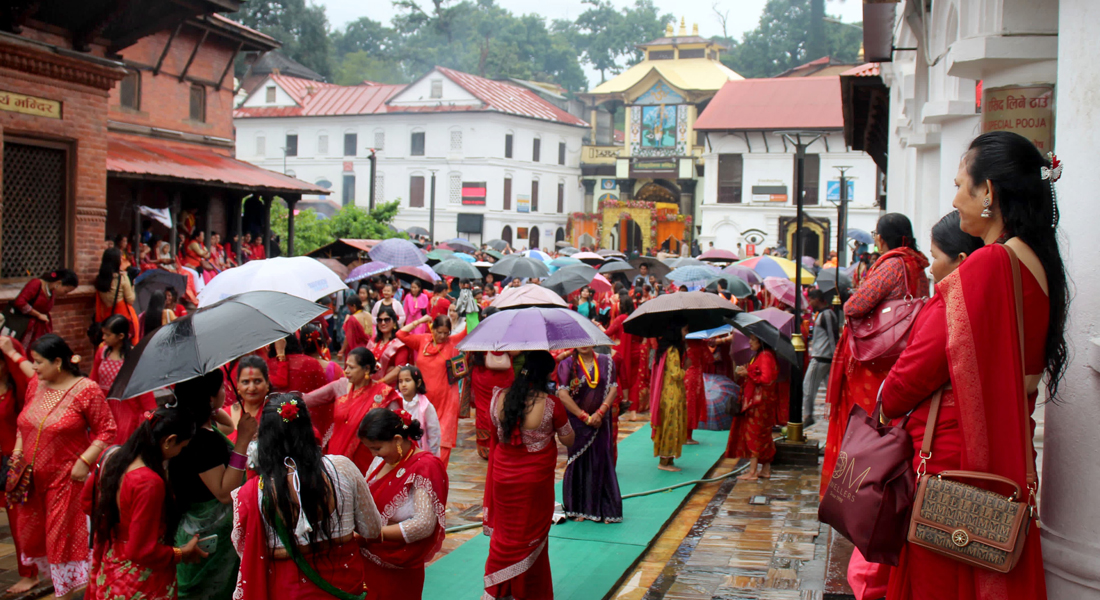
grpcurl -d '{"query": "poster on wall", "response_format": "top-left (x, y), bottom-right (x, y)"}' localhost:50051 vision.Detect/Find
top-left (601, 179), bottom-right (617, 190)
top-left (826, 180), bottom-right (855, 202)
top-left (517, 194), bottom-right (530, 213)
top-left (981, 84), bottom-right (1054, 152)
top-left (641, 105), bottom-right (677, 148)
top-left (517, 227), bottom-right (529, 239)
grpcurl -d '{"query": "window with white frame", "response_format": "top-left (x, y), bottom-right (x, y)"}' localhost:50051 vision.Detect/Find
top-left (374, 131), bottom-right (385, 151)
top-left (449, 173), bottom-right (461, 204)
top-left (450, 130), bottom-right (462, 153)
top-left (256, 134), bottom-right (266, 157)
top-left (265, 86), bottom-right (276, 103)
top-left (430, 79), bottom-right (443, 98)
top-left (317, 133), bottom-right (329, 155)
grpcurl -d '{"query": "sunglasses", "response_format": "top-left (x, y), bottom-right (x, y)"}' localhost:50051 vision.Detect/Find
top-left (377, 317), bottom-right (393, 323)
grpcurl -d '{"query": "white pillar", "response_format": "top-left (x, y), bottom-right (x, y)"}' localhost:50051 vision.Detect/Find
top-left (1042, 0), bottom-right (1100, 596)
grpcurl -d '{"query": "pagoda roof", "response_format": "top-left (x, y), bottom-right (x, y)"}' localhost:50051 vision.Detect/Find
top-left (588, 59), bottom-right (741, 96)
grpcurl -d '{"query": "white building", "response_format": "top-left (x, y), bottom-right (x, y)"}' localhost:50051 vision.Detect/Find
top-left (233, 66), bottom-right (589, 249)
top-left (694, 76), bottom-right (881, 261)
top-left (847, 0), bottom-right (1100, 596)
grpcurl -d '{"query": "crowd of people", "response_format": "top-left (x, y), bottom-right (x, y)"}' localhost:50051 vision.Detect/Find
top-left (0, 130), bottom-right (1060, 600)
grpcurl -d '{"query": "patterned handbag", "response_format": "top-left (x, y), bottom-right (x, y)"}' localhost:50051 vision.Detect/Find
top-left (446, 352), bottom-right (469, 385)
top-left (906, 246), bottom-right (1036, 573)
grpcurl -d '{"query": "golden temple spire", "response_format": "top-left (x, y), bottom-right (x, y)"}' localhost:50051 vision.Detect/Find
top-left (678, 17), bottom-right (687, 36)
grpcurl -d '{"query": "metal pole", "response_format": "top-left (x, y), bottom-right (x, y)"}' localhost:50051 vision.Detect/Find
top-left (429, 170), bottom-right (437, 244)
top-left (833, 166), bottom-right (852, 318)
top-left (368, 149), bottom-right (377, 211)
top-left (286, 196), bottom-right (298, 256)
top-left (789, 140), bottom-right (806, 443)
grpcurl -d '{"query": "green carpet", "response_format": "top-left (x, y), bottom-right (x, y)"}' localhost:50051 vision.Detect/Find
top-left (423, 426), bottom-right (729, 599)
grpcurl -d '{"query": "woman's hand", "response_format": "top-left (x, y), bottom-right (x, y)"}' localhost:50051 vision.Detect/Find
top-left (274, 337), bottom-right (287, 358)
top-left (236, 409), bottom-right (258, 443)
top-left (179, 534), bottom-right (210, 564)
top-left (35, 312), bottom-right (49, 323)
top-left (0, 336), bottom-right (15, 357)
top-left (70, 459), bottom-right (90, 483)
top-left (585, 413), bottom-right (603, 428)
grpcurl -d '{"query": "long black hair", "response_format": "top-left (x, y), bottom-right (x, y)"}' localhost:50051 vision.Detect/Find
top-left (255, 393), bottom-right (336, 550)
top-left (267, 332), bottom-right (304, 358)
top-left (965, 131), bottom-right (1069, 399)
top-left (931, 211), bottom-right (984, 259)
top-left (41, 269), bottom-right (78, 288)
top-left (875, 213), bottom-right (919, 252)
top-left (374, 305), bottom-right (398, 342)
top-left (174, 370), bottom-right (224, 428)
top-left (618, 292), bottom-right (634, 316)
top-left (358, 407), bottom-right (424, 442)
top-left (92, 407), bottom-right (196, 547)
top-left (94, 248), bottom-right (123, 293)
top-left (655, 318), bottom-right (686, 362)
top-left (101, 314), bottom-right (134, 360)
top-left (30, 334), bottom-right (81, 377)
top-left (500, 350), bottom-right (555, 440)
top-left (143, 290), bottom-right (167, 339)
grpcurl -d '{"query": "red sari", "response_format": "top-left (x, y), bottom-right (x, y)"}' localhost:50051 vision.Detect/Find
top-left (820, 247), bottom-right (929, 495)
top-left (0, 340), bottom-right (35, 580)
top-left (470, 360), bottom-right (514, 459)
top-left (84, 467), bottom-right (178, 600)
top-left (684, 340), bottom-right (712, 435)
top-left (343, 312), bottom-right (372, 353)
top-left (483, 389), bottom-right (572, 600)
top-left (362, 451), bottom-right (449, 600)
top-left (604, 314), bottom-right (647, 412)
top-left (726, 350), bottom-right (779, 463)
top-left (367, 337), bottom-right (410, 382)
top-left (15, 377), bottom-right (116, 596)
top-left (91, 345), bottom-right (157, 444)
top-left (396, 329), bottom-right (467, 467)
top-left (879, 245), bottom-right (1048, 600)
top-left (12, 279), bottom-right (54, 347)
top-left (328, 381), bottom-right (400, 474)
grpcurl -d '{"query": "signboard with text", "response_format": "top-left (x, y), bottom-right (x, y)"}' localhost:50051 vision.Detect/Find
top-left (826, 180), bottom-right (855, 202)
top-left (981, 84), bottom-right (1054, 152)
top-left (0, 90), bottom-right (61, 119)
top-left (517, 194), bottom-right (530, 213)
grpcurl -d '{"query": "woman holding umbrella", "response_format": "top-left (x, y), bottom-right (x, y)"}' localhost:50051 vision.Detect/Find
top-left (651, 320), bottom-right (688, 472)
top-left (402, 279), bottom-right (431, 334)
top-left (397, 315), bottom-right (467, 467)
top-left (726, 334), bottom-right (779, 480)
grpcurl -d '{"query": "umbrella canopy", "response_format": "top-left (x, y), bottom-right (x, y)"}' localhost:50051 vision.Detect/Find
top-left (554, 240), bottom-right (572, 248)
top-left (315, 258), bottom-right (349, 280)
top-left (198, 257), bottom-right (348, 307)
top-left (473, 261), bottom-right (493, 276)
top-left (452, 252), bottom-right (476, 263)
top-left (698, 248), bottom-right (739, 262)
top-left (523, 249), bottom-right (553, 263)
top-left (489, 256), bottom-right (550, 279)
top-left (847, 228), bottom-right (874, 245)
top-left (485, 239), bottom-right (508, 252)
top-left (484, 249), bottom-right (505, 260)
top-left (590, 274), bottom-right (613, 295)
top-left (801, 256), bottom-right (817, 269)
top-left (721, 264), bottom-right (763, 286)
top-left (704, 274), bottom-right (753, 299)
top-left (816, 267), bottom-right (852, 297)
top-left (108, 292), bottom-right (325, 400)
top-left (763, 276), bottom-right (797, 308)
top-left (432, 258), bottom-right (482, 280)
top-left (558, 247), bottom-right (580, 256)
top-left (368, 238), bottom-right (426, 267)
top-left (406, 226), bottom-right (430, 237)
top-left (346, 261), bottom-right (393, 284)
top-left (662, 257), bottom-right (710, 269)
top-left (628, 257), bottom-right (671, 279)
top-left (425, 248), bottom-right (454, 262)
top-left (457, 307), bottom-right (612, 351)
top-left (491, 284), bottom-right (569, 309)
top-left (686, 324), bottom-right (734, 340)
top-left (623, 291), bottom-right (740, 337)
top-left (394, 265), bottom-right (440, 285)
top-left (598, 260), bottom-right (635, 275)
top-left (667, 265), bottom-right (721, 283)
top-left (541, 264), bottom-right (598, 296)
top-left (441, 238), bottom-right (477, 253)
top-left (572, 251), bottom-right (605, 266)
top-left (550, 256), bottom-right (582, 269)
top-left (133, 270), bottom-right (189, 314)
top-left (736, 256), bottom-right (816, 284)
top-left (726, 311), bottom-right (798, 366)
top-left (597, 249), bottom-right (627, 259)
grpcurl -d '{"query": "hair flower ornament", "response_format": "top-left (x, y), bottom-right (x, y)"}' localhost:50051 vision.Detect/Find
top-left (1041, 152), bottom-right (1063, 228)
top-left (279, 398), bottom-right (301, 423)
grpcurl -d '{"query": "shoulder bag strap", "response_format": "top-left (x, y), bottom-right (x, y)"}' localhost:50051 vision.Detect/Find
top-left (1003, 245), bottom-right (1039, 491)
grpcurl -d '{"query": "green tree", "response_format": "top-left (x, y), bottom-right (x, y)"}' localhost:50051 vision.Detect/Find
top-left (236, 0), bottom-right (334, 78)
top-left (563, 0), bottom-right (672, 83)
top-left (333, 51), bottom-right (410, 85)
top-left (269, 200), bottom-right (405, 255)
top-left (718, 0), bottom-right (862, 78)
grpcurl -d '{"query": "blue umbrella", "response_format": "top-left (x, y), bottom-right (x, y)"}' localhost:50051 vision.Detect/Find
top-left (667, 265), bottom-right (720, 283)
top-left (442, 238), bottom-right (477, 253)
top-left (345, 261), bottom-right (393, 284)
top-left (686, 324), bottom-right (734, 340)
top-left (524, 249), bottom-right (552, 263)
top-left (550, 257), bottom-right (582, 268)
top-left (452, 252), bottom-right (476, 263)
top-left (847, 228), bottom-right (873, 245)
top-left (368, 238), bottom-right (426, 267)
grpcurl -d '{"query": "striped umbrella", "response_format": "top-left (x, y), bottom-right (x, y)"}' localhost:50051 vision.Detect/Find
top-left (368, 238), bottom-right (426, 267)
top-left (523, 249), bottom-right (553, 263)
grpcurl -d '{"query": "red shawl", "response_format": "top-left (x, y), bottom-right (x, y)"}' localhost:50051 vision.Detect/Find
top-left (232, 478), bottom-right (271, 599)
top-left (328, 381), bottom-right (400, 474)
top-left (343, 313), bottom-right (371, 353)
top-left (363, 451), bottom-right (448, 569)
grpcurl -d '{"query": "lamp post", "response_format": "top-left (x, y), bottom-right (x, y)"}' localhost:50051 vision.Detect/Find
top-left (830, 166), bottom-right (852, 319)
top-left (367, 148), bottom-right (377, 211)
top-left (428, 170), bottom-right (438, 244)
top-left (776, 131), bottom-right (825, 444)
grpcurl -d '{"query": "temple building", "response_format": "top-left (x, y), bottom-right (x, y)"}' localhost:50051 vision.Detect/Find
top-left (574, 20), bottom-right (741, 253)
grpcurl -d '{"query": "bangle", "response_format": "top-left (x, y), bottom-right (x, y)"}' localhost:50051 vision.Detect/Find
top-left (78, 455), bottom-right (93, 468)
top-left (579, 411), bottom-right (590, 422)
top-left (228, 452), bottom-right (248, 471)
top-left (11, 355), bottom-right (24, 366)
top-left (379, 530), bottom-right (385, 543)
top-left (173, 547), bottom-right (183, 564)
top-left (276, 355), bottom-right (287, 362)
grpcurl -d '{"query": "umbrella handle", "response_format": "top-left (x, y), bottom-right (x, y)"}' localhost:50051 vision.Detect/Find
top-left (227, 358), bottom-right (244, 407)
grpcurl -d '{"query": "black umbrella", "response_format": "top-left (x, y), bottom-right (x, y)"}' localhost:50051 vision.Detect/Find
top-left (433, 258), bottom-right (482, 280)
top-left (485, 239), bottom-right (508, 252)
top-left (725, 312), bottom-right (798, 366)
top-left (406, 226), bottom-right (430, 237)
top-left (133, 269), bottom-right (188, 313)
top-left (598, 260), bottom-right (635, 276)
top-left (541, 264), bottom-right (598, 296)
top-left (816, 267), bottom-right (852, 297)
top-left (107, 292), bottom-right (325, 400)
top-left (623, 291), bottom-right (739, 337)
top-left (662, 257), bottom-right (709, 269)
top-left (629, 257), bottom-right (671, 279)
top-left (489, 256), bottom-right (550, 279)
top-left (558, 247), bottom-right (580, 256)
top-left (554, 240), bottom-right (572, 249)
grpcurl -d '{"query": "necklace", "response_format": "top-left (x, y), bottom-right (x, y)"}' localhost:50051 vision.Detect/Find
top-left (578, 355), bottom-right (599, 388)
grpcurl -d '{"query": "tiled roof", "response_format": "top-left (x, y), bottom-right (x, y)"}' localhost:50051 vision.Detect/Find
top-left (693, 77), bottom-right (843, 131)
top-left (404, 67), bottom-right (586, 127)
top-left (234, 74), bottom-right (405, 118)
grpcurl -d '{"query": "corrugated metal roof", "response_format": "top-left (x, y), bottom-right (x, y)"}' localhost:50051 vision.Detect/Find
top-left (235, 74), bottom-right (405, 118)
top-left (414, 67), bottom-right (587, 127)
top-left (840, 63), bottom-right (881, 77)
top-left (693, 77), bottom-right (844, 131)
top-left (107, 136), bottom-right (329, 194)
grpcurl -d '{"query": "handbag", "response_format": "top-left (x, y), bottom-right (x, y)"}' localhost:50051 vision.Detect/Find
top-left (0, 286), bottom-right (41, 340)
top-left (818, 394), bottom-right (919, 565)
top-left (87, 276), bottom-right (121, 348)
top-left (847, 270), bottom-right (927, 362)
top-left (485, 351), bottom-right (512, 371)
top-left (6, 383), bottom-right (77, 506)
top-left (446, 352), bottom-right (469, 385)
top-left (906, 246), bottom-right (1036, 573)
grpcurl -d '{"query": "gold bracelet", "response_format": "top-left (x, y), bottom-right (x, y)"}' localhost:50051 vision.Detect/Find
top-left (380, 530), bottom-right (385, 543)
top-left (78, 455), bottom-right (93, 468)
top-left (173, 547), bottom-right (183, 563)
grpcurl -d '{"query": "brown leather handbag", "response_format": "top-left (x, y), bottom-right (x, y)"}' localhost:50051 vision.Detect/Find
top-left (907, 246), bottom-right (1037, 573)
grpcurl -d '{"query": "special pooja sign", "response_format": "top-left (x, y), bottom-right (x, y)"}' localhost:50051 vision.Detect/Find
top-left (981, 84), bottom-right (1054, 152)
top-left (0, 90), bottom-right (62, 119)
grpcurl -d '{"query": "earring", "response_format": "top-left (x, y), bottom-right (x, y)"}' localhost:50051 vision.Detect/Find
top-left (396, 440), bottom-right (404, 457)
top-left (981, 196), bottom-right (993, 219)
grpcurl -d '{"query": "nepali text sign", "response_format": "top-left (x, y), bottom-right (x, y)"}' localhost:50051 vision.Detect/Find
top-left (0, 90), bottom-right (61, 119)
top-left (981, 85), bottom-right (1054, 152)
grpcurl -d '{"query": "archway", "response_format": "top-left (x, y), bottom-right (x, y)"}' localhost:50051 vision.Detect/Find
top-left (620, 218), bottom-right (643, 254)
top-left (502, 225), bottom-right (513, 246)
top-left (555, 227), bottom-right (565, 243)
top-left (634, 181), bottom-right (677, 204)
top-left (529, 226), bottom-right (540, 250)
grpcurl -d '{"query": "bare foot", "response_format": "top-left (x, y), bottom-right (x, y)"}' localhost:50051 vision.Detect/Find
top-left (737, 472), bottom-right (759, 481)
top-left (759, 466), bottom-right (772, 479)
top-left (684, 439), bottom-right (700, 445)
top-left (6, 577), bottom-right (38, 595)
top-left (623, 410), bottom-right (637, 421)
top-left (658, 464), bottom-right (682, 472)
top-left (572, 516), bottom-right (585, 522)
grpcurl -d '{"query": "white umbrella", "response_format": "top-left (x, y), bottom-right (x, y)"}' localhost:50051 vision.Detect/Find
top-left (197, 257), bottom-right (349, 307)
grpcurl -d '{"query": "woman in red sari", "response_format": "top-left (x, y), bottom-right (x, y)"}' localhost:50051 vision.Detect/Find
top-left (228, 355), bottom-right (270, 444)
top-left (368, 305), bottom-right (411, 385)
top-left (469, 349), bottom-right (515, 460)
top-left (359, 408), bottom-right (449, 599)
top-left (327, 347), bottom-right (400, 474)
top-left (604, 294), bottom-right (648, 420)
top-left (483, 351), bottom-right (574, 600)
top-left (11, 270), bottom-right (78, 348)
top-left (341, 296), bottom-right (373, 357)
top-left (397, 315), bottom-right (467, 467)
top-left (820, 213), bottom-right (929, 495)
top-left (6, 334), bottom-right (117, 599)
top-left (683, 338), bottom-right (713, 444)
top-left (231, 394), bottom-right (382, 600)
top-left (878, 132), bottom-right (1065, 600)
top-left (0, 337), bottom-right (38, 595)
top-left (726, 335), bottom-right (779, 480)
top-left (267, 334), bottom-right (328, 395)
top-left (94, 248), bottom-right (141, 345)
top-left (91, 315), bottom-right (157, 444)
top-left (84, 407), bottom-right (205, 600)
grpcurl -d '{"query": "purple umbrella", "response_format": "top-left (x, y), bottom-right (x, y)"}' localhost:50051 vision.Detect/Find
top-left (346, 261), bottom-right (393, 284)
top-left (763, 276), bottom-right (797, 308)
top-left (731, 308), bottom-right (794, 363)
top-left (368, 238), bottom-right (426, 267)
top-left (722, 264), bottom-right (763, 286)
top-left (457, 307), bottom-right (612, 351)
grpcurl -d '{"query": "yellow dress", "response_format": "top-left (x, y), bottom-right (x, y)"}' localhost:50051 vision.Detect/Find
top-left (653, 348), bottom-right (687, 458)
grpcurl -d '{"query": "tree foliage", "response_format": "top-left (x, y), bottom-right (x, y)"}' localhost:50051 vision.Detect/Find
top-left (715, 0), bottom-right (862, 79)
top-left (270, 200), bottom-right (404, 255)
top-left (557, 0), bottom-right (673, 83)
top-left (236, 0), bottom-right (334, 78)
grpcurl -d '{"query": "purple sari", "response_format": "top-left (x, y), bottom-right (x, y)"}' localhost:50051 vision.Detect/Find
top-left (556, 354), bottom-right (623, 523)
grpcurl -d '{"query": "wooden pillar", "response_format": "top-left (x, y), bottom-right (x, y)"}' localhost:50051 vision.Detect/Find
top-left (286, 195), bottom-right (299, 256)
top-left (169, 190), bottom-right (181, 258)
top-left (233, 194), bottom-right (244, 261)
top-left (203, 193), bottom-right (212, 248)
top-left (262, 196), bottom-right (272, 258)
